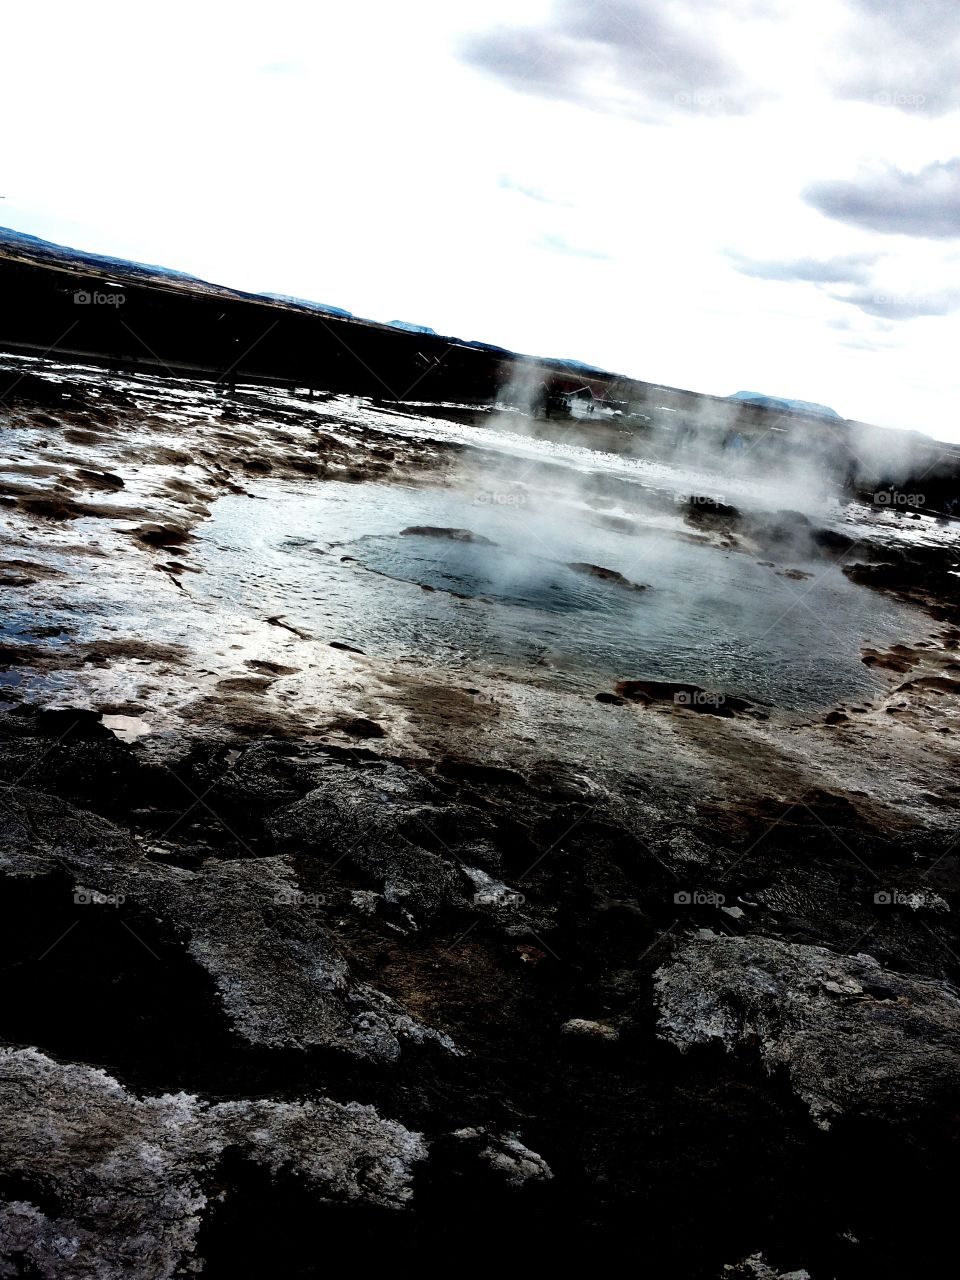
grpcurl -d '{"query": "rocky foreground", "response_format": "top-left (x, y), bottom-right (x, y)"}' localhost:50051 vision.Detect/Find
top-left (2, 356), bottom-right (960, 1277)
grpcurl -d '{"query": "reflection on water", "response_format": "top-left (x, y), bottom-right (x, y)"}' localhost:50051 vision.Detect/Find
top-left (198, 478), bottom-right (918, 711)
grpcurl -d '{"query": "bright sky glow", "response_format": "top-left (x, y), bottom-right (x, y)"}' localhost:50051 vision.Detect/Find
top-left (3, 1), bottom-right (960, 436)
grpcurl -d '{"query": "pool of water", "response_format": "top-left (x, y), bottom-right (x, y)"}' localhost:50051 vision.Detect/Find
top-left (196, 477), bottom-right (919, 711)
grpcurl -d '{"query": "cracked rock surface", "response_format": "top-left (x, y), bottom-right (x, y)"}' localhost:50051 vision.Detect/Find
top-left (655, 933), bottom-right (960, 1126)
top-left (0, 1047), bottom-right (426, 1279)
top-left (0, 784), bottom-right (454, 1060)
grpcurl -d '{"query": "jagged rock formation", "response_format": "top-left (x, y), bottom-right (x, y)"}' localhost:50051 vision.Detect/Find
top-left (0, 1047), bottom-right (426, 1278)
top-left (655, 934), bottom-right (960, 1126)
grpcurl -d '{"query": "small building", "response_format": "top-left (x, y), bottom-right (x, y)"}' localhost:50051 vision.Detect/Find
top-left (554, 384), bottom-right (616, 419)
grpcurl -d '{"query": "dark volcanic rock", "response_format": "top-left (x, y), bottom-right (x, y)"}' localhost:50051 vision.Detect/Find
top-left (566, 562), bottom-right (648, 591)
top-left (740, 509), bottom-right (858, 562)
top-left (399, 526), bottom-right (496, 544)
top-left (721, 1254), bottom-right (811, 1280)
top-left (267, 759), bottom-right (502, 925)
top-left (844, 551), bottom-right (960, 624)
top-left (0, 784), bottom-right (456, 1059)
top-left (655, 934), bottom-right (960, 1127)
top-left (333, 716), bottom-right (387, 739)
top-left (130, 522), bottom-right (195, 549)
top-left (0, 1046), bottom-right (427, 1279)
top-left (614, 679), bottom-right (761, 718)
top-left (76, 467), bottom-right (125, 491)
top-left (685, 497), bottom-right (741, 524)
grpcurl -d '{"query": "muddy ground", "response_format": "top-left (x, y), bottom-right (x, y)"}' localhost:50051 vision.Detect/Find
top-left (2, 355), bottom-right (960, 1278)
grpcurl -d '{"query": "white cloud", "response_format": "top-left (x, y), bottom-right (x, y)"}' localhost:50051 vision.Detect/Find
top-left (806, 158), bottom-right (960, 238)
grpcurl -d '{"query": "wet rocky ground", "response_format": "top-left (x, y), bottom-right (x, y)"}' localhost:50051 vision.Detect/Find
top-left (2, 354), bottom-right (960, 1277)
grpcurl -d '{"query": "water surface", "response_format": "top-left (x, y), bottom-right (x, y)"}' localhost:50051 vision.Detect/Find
top-left (198, 478), bottom-right (917, 711)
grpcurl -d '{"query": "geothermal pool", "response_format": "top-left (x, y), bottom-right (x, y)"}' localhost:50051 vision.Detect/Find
top-left (197, 476), bottom-right (917, 712)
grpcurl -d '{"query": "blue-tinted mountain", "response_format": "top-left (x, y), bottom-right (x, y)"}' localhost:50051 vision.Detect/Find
top-left (260, 293), bottom-right (353, 318)
top-left (387, 320), bottom-right (437, 335)
top-left (730, 390), bottom-right (840, 419)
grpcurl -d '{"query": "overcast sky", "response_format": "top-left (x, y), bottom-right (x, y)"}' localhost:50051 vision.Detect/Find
top-left (3, 1), bottom-right (960, 437)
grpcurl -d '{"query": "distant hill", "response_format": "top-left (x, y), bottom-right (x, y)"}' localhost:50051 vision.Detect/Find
top-left (549, 358), bottom-right (612, 376)
top-left (260, 293), bottom-right (353, 318)
top-left (730, 390), bottom-right (840, 419)
top-left (387, 320), bottom-right (437, 335)
top-left (0, 227), bottom-right (223, 290)
top-left (0, 228), bottom-right (358, 320)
